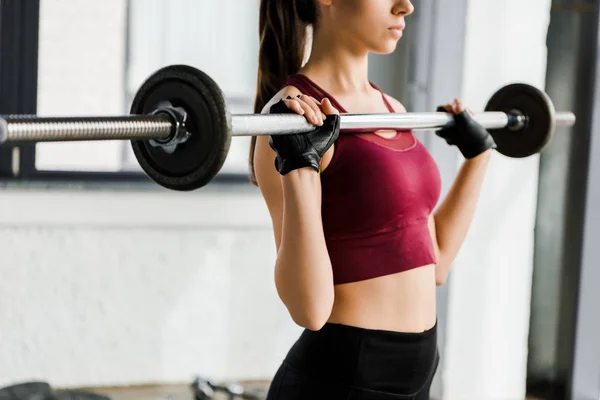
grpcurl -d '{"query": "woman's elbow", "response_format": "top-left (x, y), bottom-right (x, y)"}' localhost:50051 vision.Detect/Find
top-left (435, 263), bottom-right (450, 286)
top-left (293, 312), bottom-right (330, 331)
top-left (288, 299), bottom-right (334, 331)
top-left (436, 274), bottom-right (448, 286)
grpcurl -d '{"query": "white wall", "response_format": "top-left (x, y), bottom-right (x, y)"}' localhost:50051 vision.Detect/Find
top-left (442, 0), bottom-right (551, 399)
top-left (0, 190), bottom-right (302, 388)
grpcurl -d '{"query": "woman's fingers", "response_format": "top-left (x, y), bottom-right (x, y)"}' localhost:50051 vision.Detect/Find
top-left (299, 95), bottom-right (326, 124)
top-left (282, 96), bottom-right (306, 116)
top-left (282, 95), bottom-right (322, 125)
top-left (280, 94), bottom-right (341, 125)
top-left (453, 98), bottom-right (466, 113)
top-left (440, 99), bottom-right (468, 114)
top-left (320, 98), bottom-right (340, 115)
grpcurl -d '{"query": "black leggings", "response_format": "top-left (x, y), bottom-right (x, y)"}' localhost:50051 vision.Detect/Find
top-left (265, 322), bottom-right (439, 400)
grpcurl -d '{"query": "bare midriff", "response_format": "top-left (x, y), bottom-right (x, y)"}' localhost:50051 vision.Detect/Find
top-left (327, 264), bottom-right (437, 333)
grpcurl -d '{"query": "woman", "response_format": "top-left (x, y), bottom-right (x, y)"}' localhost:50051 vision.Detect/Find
top-left (249, 0), bottom-right (496, 399)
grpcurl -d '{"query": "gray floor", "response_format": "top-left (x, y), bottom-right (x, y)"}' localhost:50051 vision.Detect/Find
top-left (73, 383), bottom-right (545, 400)
top-left (76, 381), bottom-right (270, 400)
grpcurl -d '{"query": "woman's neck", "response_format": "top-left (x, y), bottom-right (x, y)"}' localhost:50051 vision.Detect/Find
top-left (299, 30), bottom-right (371, 96)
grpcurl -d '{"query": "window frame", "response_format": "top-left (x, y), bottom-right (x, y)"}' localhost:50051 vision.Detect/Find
top-left (0, 0), bottom-right (252, 188)
top-left (0, 0), bottom-right (39, 180)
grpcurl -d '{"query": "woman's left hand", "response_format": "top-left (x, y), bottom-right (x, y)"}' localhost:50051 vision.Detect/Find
top-left (435, 98), bottom-right (497, 159)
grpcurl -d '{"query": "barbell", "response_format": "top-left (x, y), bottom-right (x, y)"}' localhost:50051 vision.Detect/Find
top-left (0, 65), bottom-right (576, 191)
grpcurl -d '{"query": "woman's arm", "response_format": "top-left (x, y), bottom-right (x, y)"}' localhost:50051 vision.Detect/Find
top-left (385, 94), bottom-right (493, 285)
top-left (254, 90), bottom-right (338, 331)
top-left (430, 150), bottom-right (492, 285)
top-left (274, 168), bottom-right (335, 329)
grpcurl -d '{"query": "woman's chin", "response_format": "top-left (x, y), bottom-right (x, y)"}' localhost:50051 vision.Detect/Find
top-left (372, 41), bottom-right (400, 55)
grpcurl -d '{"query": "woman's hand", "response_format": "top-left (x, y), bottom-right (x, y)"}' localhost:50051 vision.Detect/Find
top-left (268, 95), bottom-right (340, 176)
top-left (436, 98), bottom-right (497, 159)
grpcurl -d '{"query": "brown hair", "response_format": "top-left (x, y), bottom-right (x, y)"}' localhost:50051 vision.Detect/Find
top-left (248, 0), bottom-right (318, 186)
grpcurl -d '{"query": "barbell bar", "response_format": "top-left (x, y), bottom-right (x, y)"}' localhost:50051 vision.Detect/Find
top-left (0, 110), bottom-right (577, 142)
top-left (0, 64), bottom-right (577, 191)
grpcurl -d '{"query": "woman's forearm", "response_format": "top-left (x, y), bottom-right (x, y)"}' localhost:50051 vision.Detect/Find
top-left (275, 168), bottom-right (335, 330)
top-left (433, 149), bottom-right (492, 282)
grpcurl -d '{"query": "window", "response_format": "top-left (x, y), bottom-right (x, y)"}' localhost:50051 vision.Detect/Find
top-left (34, 0), bottom-right (259, 178)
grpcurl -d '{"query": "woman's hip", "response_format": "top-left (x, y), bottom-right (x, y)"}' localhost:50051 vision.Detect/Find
top-left (266, 321), bottom-right (439, 399)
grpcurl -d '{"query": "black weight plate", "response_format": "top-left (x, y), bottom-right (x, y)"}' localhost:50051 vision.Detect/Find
top-left (485, 83), bottom-right (555, 158)
top-left (130, 65), bottom-right (231, 191)
top-left (0, 382), bottom-right (52, 400)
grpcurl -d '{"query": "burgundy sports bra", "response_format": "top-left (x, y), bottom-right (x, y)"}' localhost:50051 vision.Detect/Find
top-left (283, 74), bottom-right (442, 285)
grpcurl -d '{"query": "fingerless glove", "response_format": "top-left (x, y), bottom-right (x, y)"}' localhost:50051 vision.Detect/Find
top-left (435, 108), bottom-right (497, 159)
top-left (268, 99), bottom-right (340, 175)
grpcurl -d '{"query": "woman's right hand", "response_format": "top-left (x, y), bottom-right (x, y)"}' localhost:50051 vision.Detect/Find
top-left (268, 95), bottom-right (340, 176)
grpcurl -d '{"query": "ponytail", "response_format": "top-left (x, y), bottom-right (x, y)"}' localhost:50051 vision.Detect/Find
top-left (248, 0), bottom-right (317, 186)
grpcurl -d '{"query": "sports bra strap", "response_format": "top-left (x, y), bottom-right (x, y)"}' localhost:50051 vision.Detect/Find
top-left (370, 81), bottom-right (396, 113)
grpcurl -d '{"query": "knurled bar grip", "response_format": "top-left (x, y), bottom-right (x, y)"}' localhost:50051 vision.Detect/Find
top-left (0, 115), bottom-right (173, 143)
top-left (0, 111), bottom-right (577, 144)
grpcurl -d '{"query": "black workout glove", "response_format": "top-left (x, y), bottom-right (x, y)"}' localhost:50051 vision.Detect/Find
top-left (268, 98), bottom-right (340, 175)
top-left (435, 107), bottom-right (497, 159)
